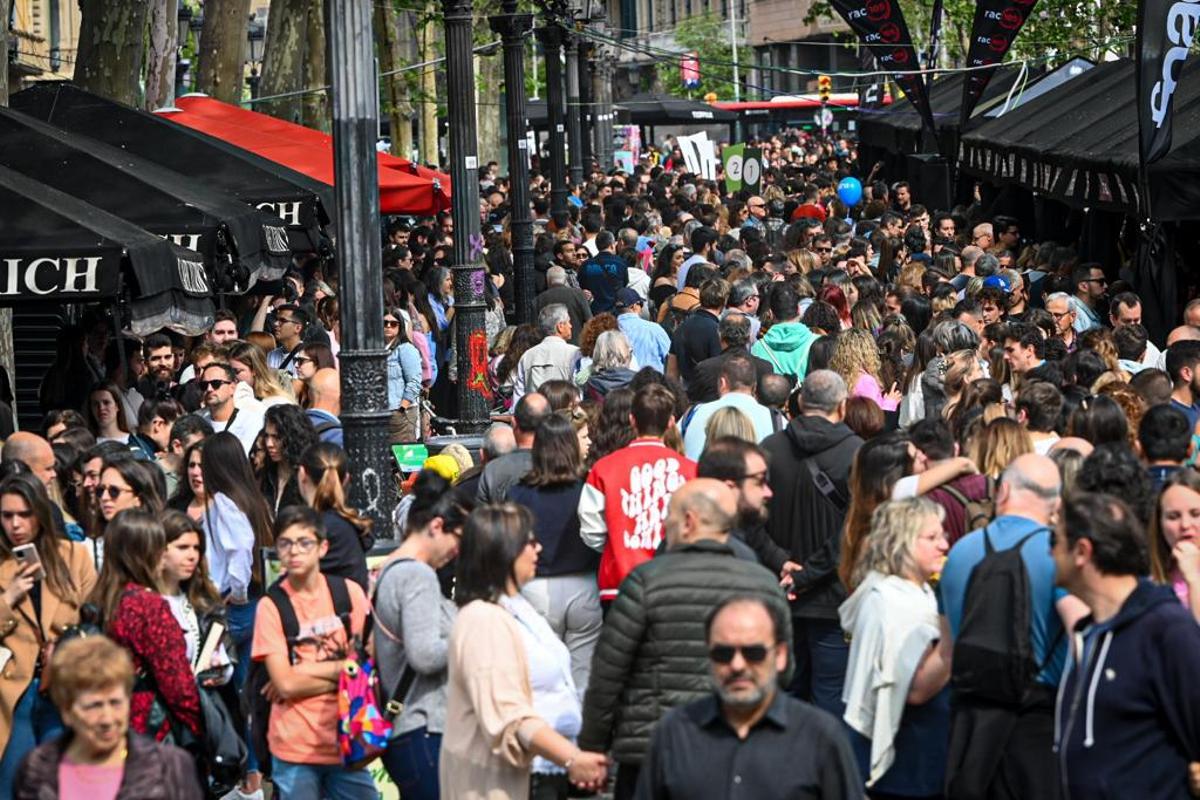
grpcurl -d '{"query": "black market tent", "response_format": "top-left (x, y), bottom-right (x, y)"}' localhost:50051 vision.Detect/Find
top-left (979, 58), bottom-right (1094, 118)
top-left (858, 66), bottom-right (1028, 160)
top-left (11, 82), bottom-right (332, 254)
top-left (0, 106), bottom-right (290, 290)
top-left (958, 58), bottom-right (1200, 222)
top-left (0, 165), bottom-right (213, 334)
top-left (617, 94), bottom-right (739, 125)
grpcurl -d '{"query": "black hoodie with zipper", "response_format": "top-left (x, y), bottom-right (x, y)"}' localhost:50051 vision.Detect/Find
top-left (761, 414), bottom-right (862, 620)
top-left (1054, 579), bottom-right (1200, 800)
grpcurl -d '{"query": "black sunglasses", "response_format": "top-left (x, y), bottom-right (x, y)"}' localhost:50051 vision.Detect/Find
top-left (709, 644), bottom-right (771, 664)
top-left (200, 379), bottom-right (231, 391)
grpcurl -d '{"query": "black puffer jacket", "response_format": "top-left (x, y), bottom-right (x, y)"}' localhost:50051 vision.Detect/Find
top-left (761, 413), bottom-right (862, 620)
top-left (578, 539), bottom-right (792, 765)
top-left (15, 731), bottom-right (203, 800)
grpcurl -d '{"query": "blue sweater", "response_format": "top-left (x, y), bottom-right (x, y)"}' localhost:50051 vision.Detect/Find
top-left (1055, 579), bottom-right (1200, 800)
top-left (579, 252), bottom-right (628, 314)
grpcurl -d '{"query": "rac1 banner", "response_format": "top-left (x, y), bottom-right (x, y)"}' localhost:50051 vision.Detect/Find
top-left (958, 0), bottom-right (1039, 127)
top-left (1137, 0), bottom-right (1200, 166)
top-left (828, 0), bottom-right (937, 144)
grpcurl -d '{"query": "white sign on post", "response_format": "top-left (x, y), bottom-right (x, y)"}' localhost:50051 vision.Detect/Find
top-left (678, 132), bottom-right (719, 180)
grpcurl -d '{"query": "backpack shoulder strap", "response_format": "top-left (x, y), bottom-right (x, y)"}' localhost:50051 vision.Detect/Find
top-left (325, 574), bottom-right (354, 640)
top-left (680, 404), bottom-right (701, 437)
top-left (266, 581), bottom-right (301, 665)
top-left (940, 482), bottom-right (969, 507)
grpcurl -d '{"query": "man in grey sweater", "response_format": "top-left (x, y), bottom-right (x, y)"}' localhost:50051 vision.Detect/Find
top-left (477, 392), bottom-right (549, 503)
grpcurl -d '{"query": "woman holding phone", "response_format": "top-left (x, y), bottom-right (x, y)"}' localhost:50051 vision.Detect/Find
top-left (0, 474), bottom-right (97, 791)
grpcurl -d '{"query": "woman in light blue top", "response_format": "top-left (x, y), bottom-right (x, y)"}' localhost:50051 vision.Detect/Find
top-left (386, 307), bottom-right (424, 443)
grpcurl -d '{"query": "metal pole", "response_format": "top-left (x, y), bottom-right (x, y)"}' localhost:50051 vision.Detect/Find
top-left (536, 23), bottom-right (569, 218)
top-left (729, 0), bottom-right (741, 141)
top-left (490, 0), bottom-right (537, 326)
top-left (576, 34), bottom-right (593, 176)
top-left (564, 28), bottom-right (584, 186)
top-left (444, 0), bottom-right (491, 429)
top-left (328, 0), bottom-right (392, 527)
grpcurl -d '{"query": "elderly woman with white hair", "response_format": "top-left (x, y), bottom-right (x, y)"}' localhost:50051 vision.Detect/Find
top-left (583, 330), bottom-right (636, 401)
top-left (839, 497), bottom-right (952, 798)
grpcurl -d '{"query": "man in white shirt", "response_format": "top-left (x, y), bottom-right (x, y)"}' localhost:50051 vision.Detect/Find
top-left (681, 354), bottom-right (775, 460)
top-left (513, 304), bottom-right (580, 401)
top-left (198, 362), bottom-right (265, 454)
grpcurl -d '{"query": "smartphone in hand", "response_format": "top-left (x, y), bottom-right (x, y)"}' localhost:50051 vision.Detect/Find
top-left (12, 544), bottom-right (44, 581)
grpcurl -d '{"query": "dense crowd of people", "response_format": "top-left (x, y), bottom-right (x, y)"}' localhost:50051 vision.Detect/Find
top-left (2, 127), bottom-right (1200, 800)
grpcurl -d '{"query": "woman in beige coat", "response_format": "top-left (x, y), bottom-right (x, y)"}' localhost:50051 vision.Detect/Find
top-left (441, 503), bottom-right (607, 800)
top-left (0, 474), bottom-right (97, 792)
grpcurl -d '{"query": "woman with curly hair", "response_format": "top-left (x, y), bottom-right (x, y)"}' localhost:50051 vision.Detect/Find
top-left (830, 328), bottom-right (901, 412)
top-left (226, 340), bottom-right (295, 407)
top-left (585, 386), bottom-right (635, 469)
top-left (259, 404), bottom-right (318, 514)
top-left (574, 313), bottom-right (620, 387)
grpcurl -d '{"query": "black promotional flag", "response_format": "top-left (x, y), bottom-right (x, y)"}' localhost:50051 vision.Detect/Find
top-left (1137, 0), bottom-right (1198, 166)
top-left (828, 0), bottom-right (937, 142)
top-left (959, 0), bottom-right (1039, 127)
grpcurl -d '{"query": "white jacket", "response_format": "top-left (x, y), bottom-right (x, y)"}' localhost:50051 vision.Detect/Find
top-left (839, 571), bottom-right (940, 786)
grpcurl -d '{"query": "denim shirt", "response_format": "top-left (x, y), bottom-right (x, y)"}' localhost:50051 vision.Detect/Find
top-left (388, 341), bottom-right (424, 409)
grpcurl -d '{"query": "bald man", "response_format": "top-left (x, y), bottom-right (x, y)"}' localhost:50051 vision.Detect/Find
top-left (304, 368), bottom-right (343, 447)
top-left (579, 476), bottom-right (792, 797)
top-left (2, 432), bottom-right (56, 489)
top-left (938, 453), bottom-right (1089, 800)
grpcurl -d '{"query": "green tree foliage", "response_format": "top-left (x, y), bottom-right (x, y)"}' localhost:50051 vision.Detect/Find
top-left (655, 13), bottom-right (751, 100)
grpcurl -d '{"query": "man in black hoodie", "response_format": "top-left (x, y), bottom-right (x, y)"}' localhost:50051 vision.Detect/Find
top-left (760, 369), bottom-right (862, 715)
top-left (1052, 491), bottom-right (1200, 800)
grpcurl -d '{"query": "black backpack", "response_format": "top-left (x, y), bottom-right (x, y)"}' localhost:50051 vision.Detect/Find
top-left (246, 576), bottom-right (354, 778)
top-left (951, 527), bottom-right (1057, 706)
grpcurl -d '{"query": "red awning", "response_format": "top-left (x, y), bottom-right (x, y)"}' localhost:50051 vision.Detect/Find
top-left (157, 95), bottom-right (451, 216)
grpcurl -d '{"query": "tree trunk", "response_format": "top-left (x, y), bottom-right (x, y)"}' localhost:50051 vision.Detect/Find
top-left (418, 1), bottom-right (439, 167)
top-left (145, 0), bottom-right (179, 109)
top-left (195, 0), bottom-right (252, 104)
top-left (376, 0), bottom-right (414, 158)
top-left (75, 0), bottom-right (149, 106)
top-left (260, 0), bottom-right (308, 121)
top-left (302, 0), bottom-right (330, 132)
top-left (0, 0), bottom-right (13, 403)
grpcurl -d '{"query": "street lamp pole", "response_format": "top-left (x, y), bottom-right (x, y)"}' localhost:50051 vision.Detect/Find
top-left (490, 0), bottom-right (537, 326)
top-left (327, 0), bottom-right (392, 527)
top-left (576, 34), bottom-right (593, 176)
top-left (535, 16), bottom-right (568, 219)
top-left (564, 26), bottom-right (584, 187)
top-left (444, 0), bottom-right (491, 428)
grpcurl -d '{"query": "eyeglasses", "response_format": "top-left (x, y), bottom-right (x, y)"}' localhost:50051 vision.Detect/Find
top-left (94, 485), bottom-right (134, 500)
top-left (815, 246), bottom-right (832, 253)
top-left (739, 469), bottom-right (770, 488)
top-left (1049, 310), bottom-right (1073, 321)
top-left (383, 319), bottom-right (401, 328)
top-left (1084, 277), bottom-right (1108, 285)
top-left (199, 379), bottom-right (231, 391)
top-left (709, 643), bottom-right (771, 664)
top-left (274, 317), bottom-right (298, 326)
top-left (276, 538), bottom-right (319, 555)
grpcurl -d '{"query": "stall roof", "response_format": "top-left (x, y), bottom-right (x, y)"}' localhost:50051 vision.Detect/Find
top-left (618, 94), bottom-right (739, 125)
top-left (0, 106), bottom-right (289, 286)
top-left (11, 82), bottom-right (332, 253)
top-left (0, 165), bottom-right (213, 334)
top-left (159, 95), bottom-right (451, 215)
top-left (981, 58), bottom-right (1094, 117)
top-left (958, 58), bottom-right (1200, 220)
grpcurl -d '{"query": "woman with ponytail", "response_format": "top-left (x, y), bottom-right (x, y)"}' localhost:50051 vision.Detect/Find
top-left (297, 442), bottom-right (374, 590)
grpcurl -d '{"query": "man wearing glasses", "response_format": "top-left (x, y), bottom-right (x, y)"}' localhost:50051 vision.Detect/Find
top-left (635, 596), bottom-right (861, 799)
top-left (578, 479), bottom-right (793, 800)
top-left (1044, 292), bottom-right (1078, 352)
top-left (1070, 263), bottom-right (1107, 333)
top-left (744, 196), bottom-right (768, 231)
top-left (267, 304), bottom-right (309, 377)
top-left (198, 362), bottom-right (264, 455)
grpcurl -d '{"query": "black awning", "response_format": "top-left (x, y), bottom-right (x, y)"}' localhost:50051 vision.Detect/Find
top-left (0, 106), bottom-right (286, 288)
top-left (0, 165), bottom-right (213, 334)
top-left (11, 82), bottom-right (332, 254)
top-left (617, 94), bottom-right (739, 125)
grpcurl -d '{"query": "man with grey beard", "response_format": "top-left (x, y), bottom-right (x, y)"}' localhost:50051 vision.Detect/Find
top-left (634, 596), bottom-right (861, 799)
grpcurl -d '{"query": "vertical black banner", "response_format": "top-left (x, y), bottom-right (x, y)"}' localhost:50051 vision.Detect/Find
top-left (959, 0), bottom-right (1039, 127)
top-left (1137, 0), bottom-right (1198, 167)
top-left (828, 0), bottom-right (937, 144)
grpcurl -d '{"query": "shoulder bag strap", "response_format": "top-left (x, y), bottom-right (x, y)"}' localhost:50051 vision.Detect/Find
top-left (803, 456), bottom-right (848, 512)
top-left (278, 343), bottom-right (305, 371)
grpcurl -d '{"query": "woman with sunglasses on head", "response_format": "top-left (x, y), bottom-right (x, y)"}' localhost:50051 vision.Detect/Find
top-left (374, 472), bottom-right (471, 800)
top-left (385, 306), bottom-right (424, 444)
top-left (0, 475), bottom-right (97, 791)
top-left (297, 443), bottom-right (373, 590)
top-left (89, 509), bottom-right (201, 743)
top-left (442, 504), bottom-right (608, 800)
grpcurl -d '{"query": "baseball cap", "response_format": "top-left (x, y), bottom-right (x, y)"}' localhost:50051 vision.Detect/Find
top-left (982, 274), bottom-right (1013, 293)
top-left (615, 288), bottom-right (642, 309)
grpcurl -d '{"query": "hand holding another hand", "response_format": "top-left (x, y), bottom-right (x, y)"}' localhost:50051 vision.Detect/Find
top-left (567, 750), bottom-right (608, 791)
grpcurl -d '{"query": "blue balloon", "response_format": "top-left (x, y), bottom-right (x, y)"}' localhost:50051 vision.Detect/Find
top-left (837, 176), bottom-right (863, 207)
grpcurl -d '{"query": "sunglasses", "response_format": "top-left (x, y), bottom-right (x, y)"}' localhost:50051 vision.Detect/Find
top-left (94, 485), bottom-right (134, 500)
top-left (293, 356), bottom-right (313, 366)
top-left (383, 319), bottom-right (401, 328)
top-left (200, 379), bottom-right (231, 391)
top-left (709, 644), bottom-right (771, 664)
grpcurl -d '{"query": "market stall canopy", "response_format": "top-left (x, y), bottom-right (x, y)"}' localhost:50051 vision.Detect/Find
top-left (858, 66), bottom-right (1027, 157)
top-left (979, 58), bottom-right (1094, 118)
top-left (0, 107), bottom-right (289, 288)
top-left (11, 82), bottom-right (332, 254)
top-left (616, 94), bottom-right (739, 125)
top-left (958, 58), bottom-right (1200, 220)
top-left (0, 165), bottom-right (213, 335)
top-left (158, 95), bottom-right (451, 215)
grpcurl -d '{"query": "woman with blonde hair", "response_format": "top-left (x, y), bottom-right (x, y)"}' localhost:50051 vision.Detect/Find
top-left (788, 248), bottom-right (819, 275)
top-left (225, 340), bottom-right (295, 406)
top-left (830, 328), bottom-right (902, 412)
top-left (704, 406), bottom-right (757, 447)
top-left (971, 417), bottom-right (1033, 478)
top-left (851, 301), bottom-right (883, 334)
top-left (840, 497), bottom-right (951, 795)
top-left (941, 350), bottom-right (984, 420)
top-left (297, 441), bottom-right (373, 589)
top-left (1148, 469), bottom-right (1200, 622)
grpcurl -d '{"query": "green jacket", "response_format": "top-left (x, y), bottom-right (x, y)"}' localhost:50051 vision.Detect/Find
top-left (751, 321), bottom-right (817, 381)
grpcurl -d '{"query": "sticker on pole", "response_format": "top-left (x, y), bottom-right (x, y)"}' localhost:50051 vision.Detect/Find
top-left (465, 155), bottom-right (478, 168)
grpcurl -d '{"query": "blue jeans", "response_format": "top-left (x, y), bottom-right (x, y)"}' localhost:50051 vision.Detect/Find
top-left (789, 617), bottom-right (849, 718)
top-left (0, 679), bottom-right (62, 800)
top-left (226, 599), bottom-right (259, 773)
top-left (270, 757), bottom-right (378, 800)
top-left (381, 728), bottom-right (440, 800)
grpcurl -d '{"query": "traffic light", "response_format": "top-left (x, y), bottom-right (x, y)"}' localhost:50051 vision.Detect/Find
top-left (818, 74), bottom-right (832, 103)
